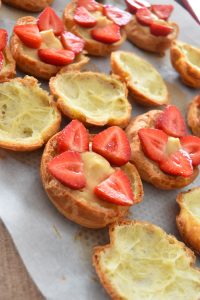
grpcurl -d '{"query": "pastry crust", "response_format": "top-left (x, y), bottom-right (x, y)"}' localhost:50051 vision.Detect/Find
top-left (125, 16), bottom-right (179, 54)
top-left (177, 187), bottom-right (200, 255)
top-left (111, 51), bottom-right (169, 106)
top-left (49, 71), bottom-right (132, 127)
top-left (93, 220), bottom-right (200, 300)
top-left (0, 76), bottom-right (61, 151)
top-left (40, 133), bottom-right (143, 229)
top-left (0, 47), bottom-right (16, 83)
top-left (187, 95), bottom-right (200, 137)
top-left (63, 0), bottom-right (126, 57)
top-left (170, 41), bottom-right (200, 88)
top-left (2, 0), bottom-right (54, 12)
top-left (125, 110), bottom-right (199, 189)
top-left (10, 16), bottom-right (89, 80)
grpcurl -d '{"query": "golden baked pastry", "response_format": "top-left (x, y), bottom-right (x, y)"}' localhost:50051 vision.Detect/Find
top-left (177, 187), bottom-right (200, 254)
top-left (2, 0), bottom-right (54, 12)
top-left (49, 71), bottom-right (132, 127)
top-left (93, 220), bottom-right (200, 300)
top-left (41, 132), bottom-right (143, 228)
top-left (0, 76), bottom-right (61, 151)
top-left (10, 16), bottom-right (89, 80)
top-left (0, 47), bottom-right (16, 83)
top-left (170, 41), bottom-right (200, 88)
top-left (125, 110), bottom-right (199, 189)
top-left (111, 51), bottom-right (169, 106)
top-left (63, 0), bottom-right (127, 56)
top-left (187, 95), bottom-right (200, 137)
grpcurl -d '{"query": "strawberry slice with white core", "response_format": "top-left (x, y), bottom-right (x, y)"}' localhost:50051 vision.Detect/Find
top-left (91, 24), bottom-right (121, 44)
top-left (155, 105), bottom-right (187, 138)
top-left (94, 169), bottom-right (134, 206)
top-left (92, 126), bottom-right (131, 166)
top-left (103, 5), bottom-right (132, 26)
top-left (125, 0), bottom-right (150, 14)
top-left (0, 51), bottom-right (4, 72)
top-left (180, 135), bottom-right (200, 166)
top-left (138, 128), bottom-right (168, 163)
top-left (74, 7), bottom-right (97, 28)
top-left (57, 120), bottom-right (89, 153)
top-left (77, 0), bottom-right (101, 12)
top-left (14, 24), bottom-right (42, 49)
top-left (61, 32), bottom-right (85, 54)
top-left (135, 0), bottom-right (150, 8)
top-left (159, 150), bottom-right (193, 178)
top-left (136, 7), bottom-right (154, 26)
top-left (0, 29), bottom-right (8, 51)
top-left (151, 5), bottom-right (174, 20)
top-left (38, 49), bottom-right (75, 66)
top-left (37, 7), bottom-right (64, 36)
top-left (48, 151), bottom-right (86, 189)
top-left (150, 21), bottom-right (173, 36)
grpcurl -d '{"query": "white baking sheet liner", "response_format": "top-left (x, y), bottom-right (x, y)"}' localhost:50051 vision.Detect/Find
top-left (0, 0), bottom-right (200, 299)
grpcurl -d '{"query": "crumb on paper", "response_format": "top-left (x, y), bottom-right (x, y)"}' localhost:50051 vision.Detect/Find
top-left (52, 224), bottom-right (62, 239)
top-left (91, 275), bottom-right (98, 283)
top-left (61, 275), bottom-right (66, 281)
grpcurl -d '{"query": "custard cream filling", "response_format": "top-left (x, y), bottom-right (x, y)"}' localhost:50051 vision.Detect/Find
top-left (183, 188), bottom-right (200, 219)
top-left (179, 43), bottom-right (200, 69)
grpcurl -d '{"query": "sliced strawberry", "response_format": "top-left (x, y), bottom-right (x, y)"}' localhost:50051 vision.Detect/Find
top-left (92, 126), bottom-right (131, 166)
top-left (0, 51), bottom-right (4, 72)
top-left (136, 7), bottom-right (154, 26)
top-left (0, 29), bottom-right (8, 51)
top-left (125, 0), bottom-right (150, 14)
top-left (138, 128), bottom-right (168, 163)
top-left (14, 24), bottom-right (42, 49)
top-left (48, 151), bottom-right (86, 189)
top-left (180, 136), bottom-right (200, 166)
top-left (150, 21), bottom-right (173, 36)
top-left (135, 0), bottom-right (150, 8)
top-left (159, 150), bottom-right (193, 178)
top-left (77, 0), bottom-right (101, 12)
top-left (74, 7), bottom-right (97, 28)
top-left (151, 5), bottom-right (174, 20)
top-left (57, 120), bottom-right (89, 153)
top-left (38, 49), bottom-right (75, 66)
top-left (91, 24), bottom-right (121, 44)
top-left (94, 170), bottom-right (134, 206)
top-left (103, 5), bottom-right (132, 26)
top-left (37, 7), bottom-right (64, 36)
top-left (61, 32), bottom-right (85, 54)
top-left (155, 106), bottom-right (187, 138)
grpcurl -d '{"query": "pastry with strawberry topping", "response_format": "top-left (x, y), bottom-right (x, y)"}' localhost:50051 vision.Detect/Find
top-left (126, 106), bottom-right (200, 189)
top-left (187, 95), bottom-right (200, 137)
top-left (10, 7), bottom-right (89, 80)
top-left (0, 28), bottom-right (16, 82)
top-left (2, 0), bottom-right (54, 12)
top-left (41, 120), bottom-right (143, 228)
top-left (125, 1), bottom-right (179, 54)
top-left (63, 0), bottom-right (130, 56)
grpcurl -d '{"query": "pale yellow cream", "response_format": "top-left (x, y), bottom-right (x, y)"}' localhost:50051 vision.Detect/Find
top-left (180, 43), bottom-right (200, 69)
top-left (183, 188), bottom-right (200, 219)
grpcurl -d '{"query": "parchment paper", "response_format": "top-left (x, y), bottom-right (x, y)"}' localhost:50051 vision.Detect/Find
top-left (0, 1), bottom-right (200, 299)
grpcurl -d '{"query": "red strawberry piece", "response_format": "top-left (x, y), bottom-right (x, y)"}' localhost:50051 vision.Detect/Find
top-left (57, 120), bottom-right (89, 153)
top-left (0, 51), bottom-right (4, 72)
top-left (91, 24), bottom-right (121, 44)
top-left (150, 21), bottom-right (173, 36)
top-left (135, 0), bottom-right (151, 8)
top-left (77, 0), bottom-right (101, 12)
top-left (125, 0), bottom-right (150, 14)
top-left (92, 126), bottom-right (131, 166)
top-left (74, 7), bottom-right (97, 28)
top-left (180, 135), bottom-right (200, 167)
top-left (155, 105), bottom-right (187, 138)
top-left (14, 24), bottom-right (42, 49)
top-left (61, 31), bottom-right (85, 54)
top-left (0, 29), bottom-right (8, 51)
top-left (48, 151), bottom-right (86, 189)
top-left (159, 150), bottom-right (193, 178)
top-left (38, 49), bottom-right (75, 66)
top-left (151, 5), bottom-right (174, 20)
top-left (138, 128), bottom-right (168, 163)
top-left (103, 5), bottom-right (132, 26)
top-left (37, 7), bottom-right (64, 36)
top-left (136, 7), bottom-right (154, 26)
top-left (94, 169), bottom-right (134, 206)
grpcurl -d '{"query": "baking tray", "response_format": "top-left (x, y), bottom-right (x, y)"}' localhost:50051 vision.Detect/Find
top-left (0, 1), bottom-right (200, 299)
